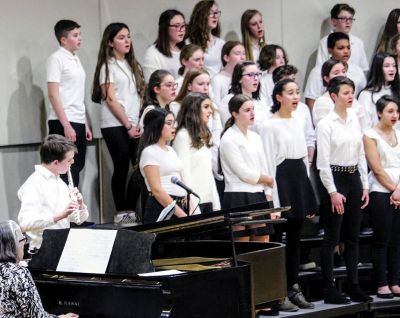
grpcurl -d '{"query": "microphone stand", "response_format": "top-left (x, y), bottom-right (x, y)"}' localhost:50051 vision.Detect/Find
top-left (186, 192), bottom-right (191, 215)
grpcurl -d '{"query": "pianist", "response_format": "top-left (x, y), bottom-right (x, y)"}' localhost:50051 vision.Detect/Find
top-left (0, 220), bottom-right (78, 318)
top-left (17, 135), bottom-right (89, 253)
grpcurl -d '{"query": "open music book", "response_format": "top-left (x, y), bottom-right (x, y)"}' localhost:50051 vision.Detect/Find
top-left (157, 200), bottom-right (176, 222)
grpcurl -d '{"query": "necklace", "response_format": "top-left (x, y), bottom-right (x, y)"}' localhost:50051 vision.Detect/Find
top-left (376, 126), bottom-right (397, 147)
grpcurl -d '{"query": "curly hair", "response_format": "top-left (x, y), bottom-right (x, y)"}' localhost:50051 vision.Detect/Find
top-left (187, 0), bottom-right (221, 51)
top-left (92, 23), bottom-right (145, 103)
top-left (175, 92), bottom-right (212, 149)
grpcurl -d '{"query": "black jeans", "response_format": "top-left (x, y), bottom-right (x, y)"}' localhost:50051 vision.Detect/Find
top-left (320, 171), bottom-right (363, 288)
top-left (286, 218), bottom-right (305, 288)
top-left (48, 120), bottom-right (87, 187)
top-left (370, 192), bottom-right (400, 287)
top-left (101, 126), bottom-right (140, 212)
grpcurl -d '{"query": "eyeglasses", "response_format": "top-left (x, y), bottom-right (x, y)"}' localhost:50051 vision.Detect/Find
top-left (161, 82), bottom-right (178, 89)
top-left (169, 24), bottom-right (186, 32)
top-left (209, 10), bottom-right (221, 17)
top-left (164, 120), bottom-right (176, 127)
top-left (336, 17), bottom-right (355, 23)
top-left (19, 235), bottom-right (27, 243)
top-left (242, 72), bottom-right (262, 79)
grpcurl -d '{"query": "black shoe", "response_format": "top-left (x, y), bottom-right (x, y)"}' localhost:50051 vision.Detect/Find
top-left (289, 284), bottom-right (315, 309)
top-left (377, 292), bottom-right (394, 299)
top-left (347, 285), bottom-right (373, 302)
top-left (324, 287), bottom-right (351, 304)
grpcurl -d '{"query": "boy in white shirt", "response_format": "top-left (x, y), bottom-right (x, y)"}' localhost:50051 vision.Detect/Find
top-left (305, 32), bottom-right (366, 110)
top-left (46, 20), bottom-right (92, 187)
top-left (18, 134), bottom-right (89, 252)
top-left (316, 3), bottom-right (369, 72)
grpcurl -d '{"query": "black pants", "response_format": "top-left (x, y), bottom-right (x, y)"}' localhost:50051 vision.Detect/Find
top-left (48, 120), bottom-right (87, 187)
top-left (320, 171), bottom-right (363, 288)
top-left (370, 192), bottom-right (400, 287)
top-left (286, 218), bottom-right (305, 288)
top-left (101, 126), bottom-right (140, 212)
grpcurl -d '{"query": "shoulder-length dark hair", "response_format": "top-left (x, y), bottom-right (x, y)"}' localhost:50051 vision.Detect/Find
top-left (0, 221), bottom-right (21, 263)
top-left (155, 9), bottom-right (185, 57)
top-left (359, 52), bottom-right (400, 102)
top-left (141, 70), bottom-right (172, 113)
top-left (230, 61), bottom-right (260, 99)
top-left (187, 0), bottom-right (221, 51)
top-left (241, 9), bottom-right (266, 62)
top-left (136, 108), bottom-right (173, 166)
top-left (321, 58), bottom-right (346, 87)
top-left (92, 22), bottom-right (145, 103)
top-left (376, 9), bottom-right (400, 53)
top-left (175, 92), bottom-right (212, 149)
top-left (221, 94), bottom-right (252, 135)
top-left (258, 44), bottom-right (288, 72)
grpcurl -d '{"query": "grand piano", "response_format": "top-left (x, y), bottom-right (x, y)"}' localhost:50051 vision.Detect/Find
top-left (29, 202), bottom-right (288, 318)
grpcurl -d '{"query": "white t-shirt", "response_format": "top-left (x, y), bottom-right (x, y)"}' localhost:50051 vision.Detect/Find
top-left (358, 87), bottom-right (393, 128)
top-left (46, 47), bottom-right (86, 123)
top-left (139, 144), bottom-right (187, 197)
top-left (99, 58), bottom-right (141, 128)
top-left (211, 71), bottom-right (231, 105)
top-left (172, 128), bottom-right (220, 209)
top-left (142, 44), bottom-right (181, 82)
top-left (18, 165), bottom-right (89, 250)
top-left (316, 33), bottom-right (369, 72)
top-left (204, 36), bottom-right (225, 78)
top-left (365, 128), bottom-right (400, 193)
top-left (304, 63), bottom-right (366, 100)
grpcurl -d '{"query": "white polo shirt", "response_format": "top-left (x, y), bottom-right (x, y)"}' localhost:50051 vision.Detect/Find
top-left (46, 47), bottom-right (86, 123)
top-left (99, 58), bottom-right (141, 128)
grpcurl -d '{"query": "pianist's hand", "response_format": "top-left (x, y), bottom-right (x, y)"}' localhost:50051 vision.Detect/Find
top-left (59, 313), bottom-right (79, 318)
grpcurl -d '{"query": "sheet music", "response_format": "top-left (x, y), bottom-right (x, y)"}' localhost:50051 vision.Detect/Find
top-left (157, 200), bottom-right (176, 222)
top-left (57, 229), bottom-right (117, 274)
top-left (139, 269), bottom-right (184, 276)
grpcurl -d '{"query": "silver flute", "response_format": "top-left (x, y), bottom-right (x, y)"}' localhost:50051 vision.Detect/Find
top-left (67, 168), bottom-right (81, 224)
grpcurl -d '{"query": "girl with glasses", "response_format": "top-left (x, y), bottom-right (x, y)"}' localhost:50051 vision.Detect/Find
top-left (142, 9), bottom-right (186, 82)
top-left (138, 108), bottom-right (189, 224)
top-left (187, 0), bottom-right (225, 77)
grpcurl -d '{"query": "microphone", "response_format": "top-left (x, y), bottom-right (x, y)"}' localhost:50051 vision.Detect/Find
top-left (171, 176), bottom-right (200, 198)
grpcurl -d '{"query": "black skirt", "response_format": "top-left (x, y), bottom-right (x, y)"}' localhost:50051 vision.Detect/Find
top-left (222, 191), bottom-right (273, 235)
top-left (276, 159), bottom-right (317, 218)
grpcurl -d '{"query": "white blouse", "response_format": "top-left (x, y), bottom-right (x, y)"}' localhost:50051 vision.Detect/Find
top-left (316, 109), bottom-right (369, 194)
top-left (220, 124), bottom-right (271, 195)
top-left (259, 71), bottom-right (274, 108)
top-left (211, 71), bottom-right (231, 105)
top-left (365, 128), bottom-right (400, 193)
top-left (173, 128), bottom-right (220, 209)
top-left (358, 87), bottom-right (392, 128)
top-left (259, 117), bottom-right (309, 206)
top-left (204, 36), bottom-right (225, 77)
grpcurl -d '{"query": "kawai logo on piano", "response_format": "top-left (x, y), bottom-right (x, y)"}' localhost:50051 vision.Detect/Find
top-left (58, 300), bottom-right (80, 307)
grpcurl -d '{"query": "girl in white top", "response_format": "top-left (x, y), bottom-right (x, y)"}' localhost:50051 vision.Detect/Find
top-left (358, 53), bottom-right (400, 128)
top-left (220, 61), bottom-right (268, 132)
top-left (187, 0), bottom-right (225, 77)
top-left (138, 108), bottom-right (189, 224)
top-left (211, 41), bottom-right (245, 105)
top-left (142, 10), bottom-right (185, 82)
top-left (170, 68), bottom-right (222, 180)
top-left (92, 23), bottom-right (145, 219)
top-left (175, 44), bottom-right (205, 93)
top-left (241, 9), bottom-right (266, 63)
top-left (173, 93), bottom-right (220, 212)
top-left (316, 76), bottom-right (371, 303)
top-left (313, 59), bottom-right (369, 130)
top-left (258, 79), bottom-right (316, 309)
top-left (258, 45), bottom-right (288, 107)
top-left (139, 69), bottom-right (177, 130)
top-left (363, 95), bottom-right (400, 298)
top-left (220, 94), bottom-right (274, 241)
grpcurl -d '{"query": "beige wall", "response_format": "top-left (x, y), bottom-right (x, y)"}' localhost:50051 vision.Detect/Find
top-left (0, 0), bottom-right (398, 222)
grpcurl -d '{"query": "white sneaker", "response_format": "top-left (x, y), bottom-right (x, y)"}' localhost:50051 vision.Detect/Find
top-left (114, 212), bottom-right (138, 227)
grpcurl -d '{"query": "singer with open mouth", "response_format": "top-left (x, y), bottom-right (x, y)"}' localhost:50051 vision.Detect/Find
top-left (138, 108), bottom-right (194, 224)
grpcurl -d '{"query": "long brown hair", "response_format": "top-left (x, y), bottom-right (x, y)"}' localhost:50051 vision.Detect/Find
top-left (175, 68), bottom-right (210, 102)
top-left (92, 22), bottom-right (145, 103)
top-left (187, 0), bottom-right (221, 51)
top-left (241, 9), bottom-right (266, 62)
